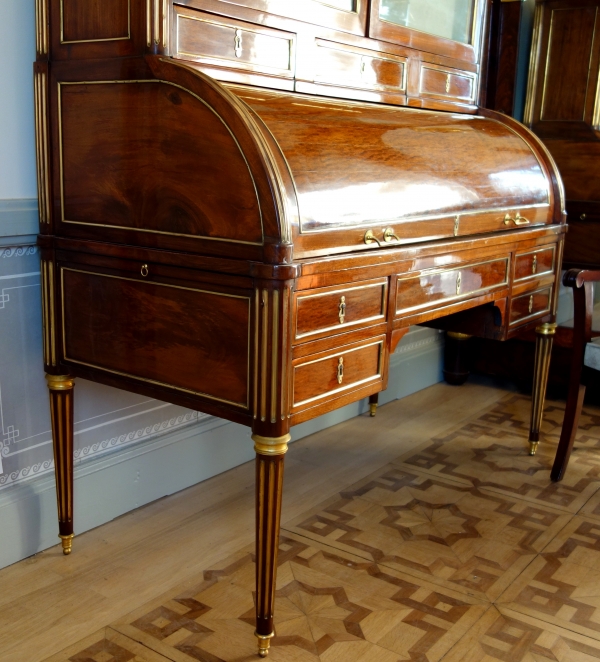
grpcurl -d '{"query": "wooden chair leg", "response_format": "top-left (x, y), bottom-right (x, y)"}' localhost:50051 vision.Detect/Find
top-left (551, 384), bottom-right (586, 482)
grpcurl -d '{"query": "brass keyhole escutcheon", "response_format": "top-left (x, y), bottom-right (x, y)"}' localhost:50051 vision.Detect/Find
top-left (339, 296), bottom-right (346, 324)
top-left (454, 216), bottom-right (460, 237)
top-left (234, 29), bottom-right (242, 58)
top-left (529, 295), bottom-right (534, 314)
top-left (445, 74), bottom-right (451, 94)
top-left (337, 357), bottom-right (344, 384)
top-left (141, 264), bottom-right (149, 277)
top-left (456, 272), bottom-right (462, 295)
top-left (532, 255), bottom-right (538, 274)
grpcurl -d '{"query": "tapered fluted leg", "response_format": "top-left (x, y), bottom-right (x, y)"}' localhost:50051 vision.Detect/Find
top-left (254, 434), bottom-right (289, 658)
top-left (46, 374), bottom-right (75, 554)
top-left (529, 323), bottom-right (556, 455)
top-left (369, 394), bottom-right (379, 417)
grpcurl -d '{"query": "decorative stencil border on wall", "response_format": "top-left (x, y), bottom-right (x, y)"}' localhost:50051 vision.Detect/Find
top-left (0, 245), bottom-right (205, 489)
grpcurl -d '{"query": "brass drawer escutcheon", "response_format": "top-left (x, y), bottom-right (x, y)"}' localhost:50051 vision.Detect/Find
top-left (529, 295), bottom-right (534, 314)
top-left (234, 29), bottom-right (242, 58)
top-left (337, 356), bottom-right (344, 384)
top-left (456, 272), bottom-right (462, 295)
top-left (532, 255), bottom-right (537, 274)
top-left (338, 296), bottom-right (346, 324)
top-left (141, 264), bottom-right (149, 277)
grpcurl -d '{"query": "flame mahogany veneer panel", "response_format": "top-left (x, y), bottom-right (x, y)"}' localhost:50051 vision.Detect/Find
top-left (59, 80), bottom-right (263, 245)
top-left (61, 267), bottom-right (251, 408)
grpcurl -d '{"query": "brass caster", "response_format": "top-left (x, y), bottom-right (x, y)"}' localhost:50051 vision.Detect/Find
top-left (59, 533), bottom-right (74, 555)
top-left (369, 403), bottom-right (377, 417)
top-left (255, 631), bottom-right (274, 658)
top-left (529, 441), bottom-right (539, 457)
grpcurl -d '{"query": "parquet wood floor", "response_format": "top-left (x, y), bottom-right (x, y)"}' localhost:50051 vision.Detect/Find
top-left (3, 378), bottom-right (600, 661)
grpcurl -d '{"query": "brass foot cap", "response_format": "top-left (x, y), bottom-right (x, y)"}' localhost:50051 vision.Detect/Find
top-left (369, 403), bottom-right (377, 417)
top-left (529, 442), bottom-right (539, 457)
top-left (59, 534), bottom-right (74, 555)
top-left (255, 631), bottom-right (274, 658)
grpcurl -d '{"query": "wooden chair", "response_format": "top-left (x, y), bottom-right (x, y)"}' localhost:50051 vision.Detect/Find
top-left (552, 269), bottom-right (600, 482)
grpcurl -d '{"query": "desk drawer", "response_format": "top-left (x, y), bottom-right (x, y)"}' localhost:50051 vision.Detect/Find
top-left (175, 7), bottom-right (295, 78)
top-left (514, 246), bottom-right (556, 282)
top-left (419, 63), bottom-right (476, 103)
top-left (293, 337), bottom-right (385, 410)
top-left (510, 287), bottom-right (552, 326)
top-left (313, 40), bottom-right (407, 93)
top-left (295, 278), bottom-right (387, 342)
top-left (396, 258), bottom-right (509, 315)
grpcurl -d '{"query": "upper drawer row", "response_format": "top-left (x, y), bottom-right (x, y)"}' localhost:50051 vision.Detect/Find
top-left (174, 8), bottom-right (478, 107)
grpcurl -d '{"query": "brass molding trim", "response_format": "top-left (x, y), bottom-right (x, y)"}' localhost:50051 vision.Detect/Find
top-left (253, 434), bottom-right (290, 456)
top-left (34, 71), bottom-right (51, 226)
top-left (260, 289), bottom-right (269, 422)
top-left (270, 289), bottom-right (280, 424)
top-left (524, 3), bottom-right (544, 126)
top-left (253, 288), bottom-right (260, 420)
top-left (35, 0), bottom-right (49, 55)
top-left (535, 321), bottom-right (557, 336)
top-left (57, 80), bottom-right (264, 245)
top-left (447, 331), bottom-right (472, 340)
top-left (46, 374), bottom-right (75, 391)
top-left (60, 0), bottom-right (131, 44)
top-left (60, 267), bottom-right (251, 409)
top-left (281, 288), bottom-right (289, 422)
top-left (41, 260), bottom-right (57, 366)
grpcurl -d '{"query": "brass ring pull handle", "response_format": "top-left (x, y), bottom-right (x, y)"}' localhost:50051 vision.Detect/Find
top-left (383, 227), bottom-right (400, 243)
top-left (503, 213), bottom-right (530, 226)
top-left (337, 357), bottom-right (344, 384)
top-left (141, 264), bottom-right (149, 277)
top-left (364, 230), bottom-right (382, 246)
top-left (338, 296), bottom-right (346, 324)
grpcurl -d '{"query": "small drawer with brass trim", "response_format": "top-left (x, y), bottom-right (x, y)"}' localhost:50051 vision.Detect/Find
top-left (418, 63), bottom-right (476, 103)
top-left (514, 245), bottom-right (556, 283)
top-left (395, 257), bottom-right (509, 316)
top-left (312, 39), bottom-right (407, 94)
top-left (509, 287), bottom-right (552, 326)
top-left (294, 278), bottom-right (388, 343)
top-left (292, 336), bottom-right (385, 410)
top-left (174, 6), bottom-right (296, 78)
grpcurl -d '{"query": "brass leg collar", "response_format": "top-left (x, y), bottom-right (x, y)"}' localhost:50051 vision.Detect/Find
top-left (535, 322), bottom-right (557, 336)
top-left (59, 533), bottom-right (74, 555)
top-left (46, 375), bottom-right (75, 391)
top-left (255, 631), bottom-right (274, 658)
top-left (369, 403), bottom-right (377, 417)
top-left (529, 441), bottom-right (539, 456)
top-left (253, 434), bottom-right (290, 456)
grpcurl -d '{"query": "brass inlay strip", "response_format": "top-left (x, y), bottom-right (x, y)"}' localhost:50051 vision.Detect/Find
top-left (271, 289), bottom-right (279, 424)
top-left (58, 80), bottom-right (264, 244)
top-left (256, 458), bottom-right (265, 606)
top-left (254, 288), bottom-right (260, 419)
top-left (260, 289), bottom-right (269, 422)
top-left (36, 0), bottom-right (48, 54)
top-left (281, 288), bottom-right (288, 421)
top-left (154, 0), bottom-right (160, 45)
top-left (163, 0), bottom-right (169, 48)
top-left (60, 0), bottom-right (131, 43)
top-left (41, 261), bottom-right (50, 365)
top-left (48, 260), bottom-right (57, 366)
top-left (146, 0), bottom-right (151, 47)
top-left (61, 267), bottom-right (251, 408)
top-left (35, 72), bottom-right (51, 225)
top-left (524, 4), bottom-right (544, 125)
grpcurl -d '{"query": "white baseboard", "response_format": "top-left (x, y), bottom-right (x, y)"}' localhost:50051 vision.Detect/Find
top-left (0, 326), bottom-right (443, 569)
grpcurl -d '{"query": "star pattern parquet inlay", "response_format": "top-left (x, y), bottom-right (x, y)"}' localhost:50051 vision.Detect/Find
top-left (44, 394), bottom-right (600, 661)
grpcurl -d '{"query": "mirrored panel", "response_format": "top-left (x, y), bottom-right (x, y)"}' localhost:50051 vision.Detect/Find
top-left (379, 0), bottom-right (475, 45)
top-left (316, 0), bottom-right (356, 11)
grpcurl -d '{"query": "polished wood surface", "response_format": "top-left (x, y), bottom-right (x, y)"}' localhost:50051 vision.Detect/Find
top-left (34, 0), bottom-right (567, 656)
top-left (525, 0), bottom-right (600, 269)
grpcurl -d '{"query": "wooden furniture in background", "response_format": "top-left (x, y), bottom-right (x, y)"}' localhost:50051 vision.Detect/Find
top-left (34, 0), bottom-right (565, 656)
top-left (552, 269), bottom-right (600, 481)
top-left (525, 0), bottom-right (600, 269)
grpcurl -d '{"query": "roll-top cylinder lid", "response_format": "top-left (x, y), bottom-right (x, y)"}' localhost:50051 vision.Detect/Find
top-left (228, 85), bottom-right (559, 258)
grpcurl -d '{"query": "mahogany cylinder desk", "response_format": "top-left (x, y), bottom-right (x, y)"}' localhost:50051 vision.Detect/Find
top-left (34, 0), bottom-right (566, 656)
